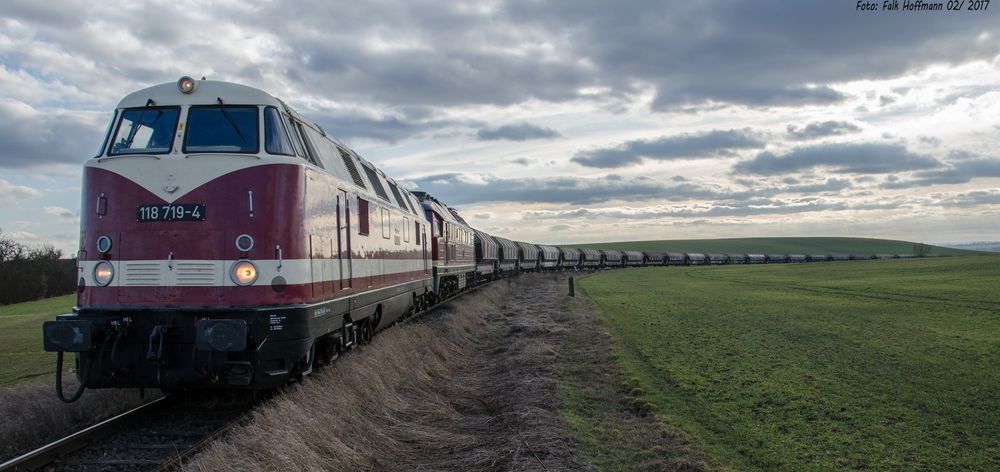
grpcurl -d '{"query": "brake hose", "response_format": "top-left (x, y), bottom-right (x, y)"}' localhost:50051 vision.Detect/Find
top-left (55, 351), bottom-right (88, 403)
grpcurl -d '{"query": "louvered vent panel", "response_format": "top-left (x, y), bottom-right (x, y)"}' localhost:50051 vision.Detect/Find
top-left (123, 262), bottom-right (161, 286)
top-left (388, 183), bottom-right (409, 211)
top-left (362, 165), bottom-right (390, 201)
top-left (338, 147), bottom-right (367, 188)
top-left (176, 262), bottom-right (218, 286)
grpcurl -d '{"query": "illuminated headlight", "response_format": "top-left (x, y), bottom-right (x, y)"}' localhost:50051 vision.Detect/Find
top-left (231, 260), bottom-right (258, 286)
top-left (93, 261), bottom-right (114, 286)
top-left (96, 235), bottom-right (112, 254)
top-left (177, 76), bottom-right (197, 94)
top-left (235, 234), bottom-right (254, 252)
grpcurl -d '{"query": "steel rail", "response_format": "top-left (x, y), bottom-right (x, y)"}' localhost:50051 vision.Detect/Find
top-left (150, 415), bottom-right (245, 472)
top-left (0, 395), bottom-right (172, 472)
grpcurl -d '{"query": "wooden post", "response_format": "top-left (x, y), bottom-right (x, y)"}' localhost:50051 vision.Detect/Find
top-left (569, 276), bottom-right (575, 297)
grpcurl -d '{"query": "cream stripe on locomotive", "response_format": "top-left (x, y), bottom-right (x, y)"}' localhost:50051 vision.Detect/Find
top-left (79, 259), bottom-right (428, 287)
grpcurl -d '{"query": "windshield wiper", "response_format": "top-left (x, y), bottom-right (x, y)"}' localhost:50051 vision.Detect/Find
top-left (123, 109), bottom-right (163, 150)
top-left (216, 97), bottom-right (246, 144)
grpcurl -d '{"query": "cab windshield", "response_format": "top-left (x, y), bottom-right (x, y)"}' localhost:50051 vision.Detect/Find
top-left (109, 107), bottom-right (180, 155)
top-left (184, 105), bottom-right (259, 153)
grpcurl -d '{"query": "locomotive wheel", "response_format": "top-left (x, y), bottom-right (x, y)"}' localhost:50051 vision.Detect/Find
top-left (359, 319), bottom-right (374, 344)
top-left (317, 337), bottom-right (339, 365)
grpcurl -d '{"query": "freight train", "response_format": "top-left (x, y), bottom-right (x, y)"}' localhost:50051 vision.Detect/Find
top-left (41, 78), bottom-right (933, 401)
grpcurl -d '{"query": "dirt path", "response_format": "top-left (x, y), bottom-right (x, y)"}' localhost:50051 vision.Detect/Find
top-left (187, 273), bottom-right (703, 471)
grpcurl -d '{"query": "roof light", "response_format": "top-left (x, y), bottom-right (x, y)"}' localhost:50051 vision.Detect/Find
top-left (178, 76), bottom-right (197, 94)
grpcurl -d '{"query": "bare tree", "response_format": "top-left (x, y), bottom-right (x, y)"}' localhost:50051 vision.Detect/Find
top-left (913, 242), bottom-right (930, 257)
top-left (0, 228), bottom-right (27, 262)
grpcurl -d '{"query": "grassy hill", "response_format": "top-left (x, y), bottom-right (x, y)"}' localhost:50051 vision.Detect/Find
top-left (574, 237), bottom-right (979, 256)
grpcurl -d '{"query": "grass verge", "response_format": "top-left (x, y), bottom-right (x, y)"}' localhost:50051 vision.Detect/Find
top-left (558, 280), bottom-right (710, 471)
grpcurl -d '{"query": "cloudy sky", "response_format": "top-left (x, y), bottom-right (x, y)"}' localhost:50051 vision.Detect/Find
top-left (1, 0), bottom-right (998, 254)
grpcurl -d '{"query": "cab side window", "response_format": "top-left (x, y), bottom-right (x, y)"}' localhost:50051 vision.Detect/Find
top-left (264, 107), bottom-right (294, 156)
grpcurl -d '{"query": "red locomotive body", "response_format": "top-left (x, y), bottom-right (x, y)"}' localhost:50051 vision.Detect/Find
top-left (412, 191), bottom-right (475, 298)
top-left (44, 79), bottom-right (431, 394)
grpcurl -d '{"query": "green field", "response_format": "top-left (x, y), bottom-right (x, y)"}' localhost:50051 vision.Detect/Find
top-left (575, 236), bottom-right (978, 257)
top-left (0, 294), bottom-right (74, 385)
top-left (579, 257), bottom-right (1000, 470)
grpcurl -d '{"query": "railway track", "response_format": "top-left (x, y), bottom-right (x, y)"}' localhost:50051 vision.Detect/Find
top-left (0, 393), bottom-right (254, 472)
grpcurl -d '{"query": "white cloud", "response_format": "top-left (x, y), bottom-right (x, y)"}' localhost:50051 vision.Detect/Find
top-left (0, 178), bottom-right (42, 205)
top-left (41, 206), bottom-right (76, 218)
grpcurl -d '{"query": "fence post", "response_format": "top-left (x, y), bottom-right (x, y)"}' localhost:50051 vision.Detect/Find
top-left (569, 276), bottom-right (575, 297)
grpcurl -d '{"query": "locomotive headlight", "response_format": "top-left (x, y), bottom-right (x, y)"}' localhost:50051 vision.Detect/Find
top-left (93, 261), bottom-right (114, 286)
top-left (231, 260), bottom-right (258, 286)
top-left (177, 76), bottom-right (197, 94)
top-left (96, 235), bottom-right (112, 254)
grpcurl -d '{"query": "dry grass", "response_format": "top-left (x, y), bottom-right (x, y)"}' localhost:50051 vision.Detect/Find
top-left (187, 275), bottom-right (586, 471)
top-left (0, 374), bottom-right (152, 460)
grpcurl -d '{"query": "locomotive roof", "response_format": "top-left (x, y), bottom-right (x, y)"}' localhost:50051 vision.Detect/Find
top-left (116, 79), bottom-right (285, 109)
top-left (413, 191), bottom-right (471, 228)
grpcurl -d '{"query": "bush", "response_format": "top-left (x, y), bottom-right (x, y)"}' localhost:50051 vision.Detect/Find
top-left (0, 229), bottom-right (77, 306)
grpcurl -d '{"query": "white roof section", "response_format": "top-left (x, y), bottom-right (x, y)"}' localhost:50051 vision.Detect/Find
top-left (117, 79), bottom-right (284, 108)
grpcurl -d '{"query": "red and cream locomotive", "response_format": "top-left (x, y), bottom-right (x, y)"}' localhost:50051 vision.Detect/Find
top-left (43, 78), bottom-right (449, 399)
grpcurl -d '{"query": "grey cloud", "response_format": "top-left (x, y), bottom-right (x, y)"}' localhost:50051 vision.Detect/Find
top-left (8, 0), bottom-right (996, 118)
top-left (409, 173), bottom-right (685, 205)
top-left (572, 128), bottom-right (764, 168)
top-left (408, 172), bottom-right (852, 207)
top-left (477, 123), bottom-right (561, 141)
top-left (0, 100), bottom-right (105, 168)
top-left (880, 157), bottom-right (1000, 189)
top-left (510, 158), bottom-right (534, 166)
top-left (571, 148), bottom-right (641, 168)
top-left (936, 190), bottom-right (1000, 208)
top-left (783, 178), bottom-right (854, 194)
top-left (311, 108), bottom-right (483, 144)
top-left (549, 224), bottom-right (571, 231)
top-left (786, 121), bottom-right (861, 140)
top-left (734, 142), bottom-right (941, 176)
top-left (919, 136), bottom-right (942, 147)
top-left (505, 0), bottom-right (998, 109)
top-left (654, 85), bottom-right (846, 110)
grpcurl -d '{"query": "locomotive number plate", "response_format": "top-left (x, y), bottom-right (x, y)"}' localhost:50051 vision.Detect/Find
top-left (136, 204), bottom-right (206, 222)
